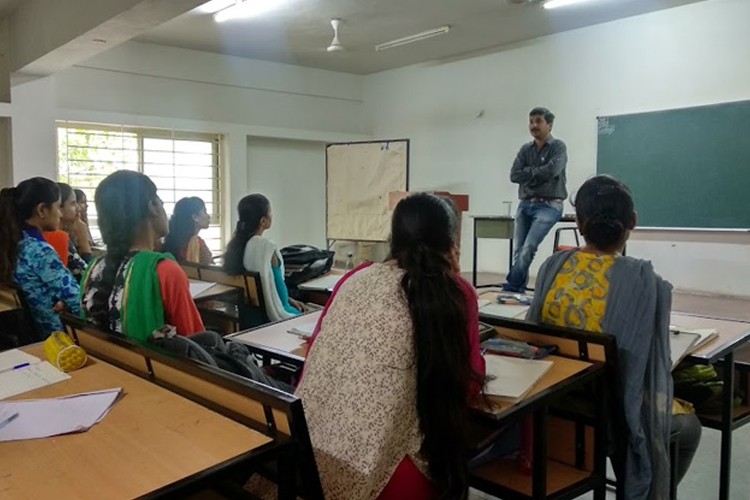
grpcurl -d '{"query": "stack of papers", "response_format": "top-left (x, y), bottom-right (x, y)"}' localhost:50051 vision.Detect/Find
top-left (669, 331), bottom-right (700, 369)
top-left (0, 388), bottom-right (122, 442)
top-left (189, 280), bottom-right (218, 298)
top-left (669, 325), bottom-right (719, 368)
top-left (0, 350), bottom-right (71, 400)
top-left (288, 321), bottom-right (317, 339)
top-left (484, 354), bottom-right (553, 404)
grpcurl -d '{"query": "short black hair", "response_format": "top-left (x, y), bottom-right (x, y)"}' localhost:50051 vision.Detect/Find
top-left (530, 107), bottom-right (555, 125)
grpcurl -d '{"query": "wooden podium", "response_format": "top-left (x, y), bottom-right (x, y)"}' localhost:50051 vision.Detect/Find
top-left (388, 191), bottom-right (470, 212)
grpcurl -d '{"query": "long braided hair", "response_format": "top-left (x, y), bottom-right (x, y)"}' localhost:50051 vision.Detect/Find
top-left (390, 193), bottom-right (482, 499)
top-left (0, 178), bottom-right (60, 283)
top-left (88, 171), bottom-right (159, 329)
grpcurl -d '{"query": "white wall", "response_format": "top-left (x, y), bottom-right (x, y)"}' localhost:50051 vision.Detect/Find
top-left (363, 0), bottom-right (750, 297)
top-left (9, 41), bottom-right (369, 233)
top-left (246, 137), bottom-right (327, 249)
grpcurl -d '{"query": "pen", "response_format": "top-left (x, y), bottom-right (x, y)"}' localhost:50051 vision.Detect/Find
top-left (12, 363), bottom-right (30, 370)
top-left (0, 412), bottom-right (19, 431)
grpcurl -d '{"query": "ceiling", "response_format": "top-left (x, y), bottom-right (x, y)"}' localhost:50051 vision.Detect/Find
top-left (135, 0), bottom-right (705, 75)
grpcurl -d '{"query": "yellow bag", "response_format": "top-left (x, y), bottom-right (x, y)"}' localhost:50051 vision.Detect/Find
top-left (44, 331), bottom-right (87, 372)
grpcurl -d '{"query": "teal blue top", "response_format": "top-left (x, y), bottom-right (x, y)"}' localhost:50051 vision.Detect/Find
top-left (271, 263), bottom-right (300, 316)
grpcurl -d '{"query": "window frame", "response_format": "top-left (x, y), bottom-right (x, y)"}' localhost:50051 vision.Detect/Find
top-left (55, 120), bottom-right (225, 253)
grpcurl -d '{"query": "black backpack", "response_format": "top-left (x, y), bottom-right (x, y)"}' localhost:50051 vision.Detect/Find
top-left (281, 245), bottom-right (335, 287)
top-left (149, 330), bottom-right (292, 393)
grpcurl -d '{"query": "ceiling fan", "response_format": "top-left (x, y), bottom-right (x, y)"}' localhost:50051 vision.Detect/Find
top-left (327, 18), bottom-right (345, 52)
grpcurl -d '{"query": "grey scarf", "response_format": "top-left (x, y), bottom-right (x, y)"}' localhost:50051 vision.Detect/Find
top-left (528, 250), bottom-right (673, 500)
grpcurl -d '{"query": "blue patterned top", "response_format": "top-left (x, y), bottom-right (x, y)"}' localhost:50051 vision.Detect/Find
top-left (13, 229), bottom-right (81, 338)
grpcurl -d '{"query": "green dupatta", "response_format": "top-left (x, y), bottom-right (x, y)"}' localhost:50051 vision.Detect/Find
top-left (81, 251), bottom-right (172, 342)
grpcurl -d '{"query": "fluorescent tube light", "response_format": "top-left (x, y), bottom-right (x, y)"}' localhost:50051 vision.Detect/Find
top-left (197, 0), bottom-right (236, 14)
top-left (213, 0), bottom-right (288, 22)
top-left (375, 26), bottom-right (451, 52)
top-left (544, 0), bottom-right (600, 9)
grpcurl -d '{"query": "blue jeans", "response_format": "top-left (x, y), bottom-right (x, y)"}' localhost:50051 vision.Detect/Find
top-left (503, 200), bottom-right (563, 292)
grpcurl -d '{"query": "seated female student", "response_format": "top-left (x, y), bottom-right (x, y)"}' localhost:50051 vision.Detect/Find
top-left (43, 183), bottom-right (91, 282)
top-left (295, 193), bottom-right (486, 500)
top-left (162, 196), bottom-right (213, 265)
top-left (80, 170), bottom-right (204, 341)
top-left (0, 178), bottom-right (80, 339)
top-left (527, 175), bottom-right (701, 499)
top-left (60, 183), bottom-right (92, 261)
top-left (224, 194), bottom-right (304, 322)
top-left (74, 188), bottom-right (95, 247)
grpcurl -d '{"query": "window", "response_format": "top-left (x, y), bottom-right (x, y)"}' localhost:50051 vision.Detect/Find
top-left (56, 121), bottom-right (224, 254)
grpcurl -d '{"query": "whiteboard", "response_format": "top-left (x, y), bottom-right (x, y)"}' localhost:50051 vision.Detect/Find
top-left (326, 140), bottom-right (409, 241)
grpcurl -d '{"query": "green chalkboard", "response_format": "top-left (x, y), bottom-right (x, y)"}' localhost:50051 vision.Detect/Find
top-left (596, 100), bottom-right (750, 229)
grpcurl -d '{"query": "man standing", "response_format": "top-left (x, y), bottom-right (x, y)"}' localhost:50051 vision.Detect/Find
top-left (504, 107), bottom-right (567, 293)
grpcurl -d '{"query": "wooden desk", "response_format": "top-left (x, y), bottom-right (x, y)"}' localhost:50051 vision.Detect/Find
top-left (1, 345), bottom-right (272, 499)
top-left (190, 280), bottom-right (243, 302)
top-left (671, 312), bottom-right (750, 500)
top-left (228, 311), bottom-right (322, 366)
top-left (297, 270), bottom-right (344, 306)
top-left (471, 325), bottom-right (608, 499)
top-left (471, 214), bottom-right (576, 287)
top-left (479, 355), bottom-right (599, 420)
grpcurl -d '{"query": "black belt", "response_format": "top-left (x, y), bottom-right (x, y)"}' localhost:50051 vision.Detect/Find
top-left (524, 197), bottom-right (563, 203)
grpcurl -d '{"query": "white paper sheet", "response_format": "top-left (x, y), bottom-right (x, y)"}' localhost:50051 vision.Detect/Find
top-left (188, 280), bottom-right (217, 298)
top-left (0, 362), bottom-right (70, 400)
top-left (0, 388), bottom-right (122, 442)
top-left (288, 322), bottom-right (317, 339)
top-left (0, 349), bottom-right (40, 373)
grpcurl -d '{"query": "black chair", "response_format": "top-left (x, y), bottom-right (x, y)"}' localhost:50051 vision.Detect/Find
top-left (0, 283), bottom-right (38, 349)
top-left (553, 226), bottom-right (581, 252)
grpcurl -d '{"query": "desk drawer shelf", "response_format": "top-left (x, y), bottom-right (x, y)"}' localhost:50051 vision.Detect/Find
top-left (471, 458), bottom-right (593, 498)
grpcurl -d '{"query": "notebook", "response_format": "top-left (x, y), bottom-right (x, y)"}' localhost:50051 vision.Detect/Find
top-left (484, 354), bottom-right (553, 404)
top-left (0, 349), bottom-right (40, 373)
top-left (479, 303), bottom-right (529, 320)
top-left (0, 360), bottom-right (71, 400)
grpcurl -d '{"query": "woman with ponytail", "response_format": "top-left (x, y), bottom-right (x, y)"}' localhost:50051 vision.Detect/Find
top-left (527, 175), bottom-right (701, 499)
top-left (163, 196), bottom-right (213, 265)
top-left (0, 177), bottom-right (80, 338)
top-left (224, 194), bottom-right (304, 322)
top-left (296, 193), bottom-right (485, 500)
top-left (80, 171), bottom-right (204, 341)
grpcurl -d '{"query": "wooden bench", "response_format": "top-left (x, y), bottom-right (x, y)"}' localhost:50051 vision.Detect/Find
top-left (61, 313), bottom-right (323, 500)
